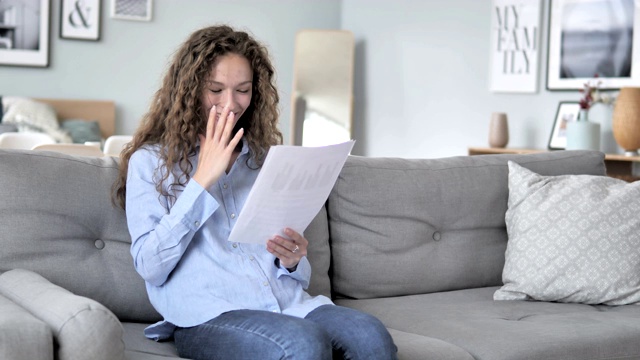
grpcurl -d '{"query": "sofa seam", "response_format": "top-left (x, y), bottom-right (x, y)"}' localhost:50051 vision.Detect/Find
top-left (342, 152), bottom-right (604, 173)
top-left (0, 151), bottom-right (119, 170)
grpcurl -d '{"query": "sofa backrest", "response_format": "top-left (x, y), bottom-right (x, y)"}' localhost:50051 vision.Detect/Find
top-left (304, 150), bottom-right (606, 300)
top-left (0, 150), bottom-right (160, 322)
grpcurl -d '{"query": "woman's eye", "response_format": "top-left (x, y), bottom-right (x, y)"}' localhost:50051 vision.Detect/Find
top-left (210, 89), bottom-right (222, 94)
top-left (238, 89), bottom-right (250, 94)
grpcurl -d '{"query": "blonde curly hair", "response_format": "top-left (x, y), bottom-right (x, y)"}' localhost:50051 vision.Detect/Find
top-left (114, 25), bottom-right (282, 209)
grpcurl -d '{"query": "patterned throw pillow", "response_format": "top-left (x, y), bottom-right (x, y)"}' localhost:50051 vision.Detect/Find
top-left (494, 161), bottom-right (640, 305)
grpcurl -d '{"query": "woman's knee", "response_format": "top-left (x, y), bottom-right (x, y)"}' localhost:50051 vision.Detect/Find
top-left (306, 305), bottom-right (397, 359)
top-left (175, 311), bottom-right (333, 360)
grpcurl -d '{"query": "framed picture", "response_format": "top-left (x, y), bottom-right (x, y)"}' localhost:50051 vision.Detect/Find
top-left (548, 101), bottom-right (581, 149)
top-left (547, 0), bottom-right (640, 90)
top-left (0, 0), bottom-right (50, 67)
top-left (110, 0), bottom-right (152, 21)
top-left (489, 0), bottom-right (543, 93)
top-left (60, 0), bottom-right (101, 41)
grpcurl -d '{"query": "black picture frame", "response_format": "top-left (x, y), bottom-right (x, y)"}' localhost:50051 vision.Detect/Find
top-left (546, 0), bottom-right (640, 90)
top-left (60, 0), bottom-right (101, 41)
top-left (0, 0), bottom-right (51, 67)
top-left (548, 101), bottom-right (581, 150)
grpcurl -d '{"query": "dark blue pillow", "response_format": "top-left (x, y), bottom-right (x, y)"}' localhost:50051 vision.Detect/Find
top-left (60, 120), bottom-right (102, 144)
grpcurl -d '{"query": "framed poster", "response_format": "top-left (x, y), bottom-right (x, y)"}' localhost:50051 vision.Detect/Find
top-left (547, 0), bottom-right (640, 90)
top-left (110, 0), bottom-right (152, 22)
top-left (0, 0), bottom-right (50, 67)
top-left (489, 0), bottom-right (543, 93)
top-left (548, 101), bottom-right (581, 149)
top-left (60, 0), bottom-right (101, 41)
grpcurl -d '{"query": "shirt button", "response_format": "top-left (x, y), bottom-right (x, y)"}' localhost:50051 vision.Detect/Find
top-left (272, 310), bottom-right (278, 313)
top-left (263, 281), bottom-right (269, 287)
top-left (232, 243), bottom-right (238, 248)
top-left (223, 183), bottom-right (228, 189)
top-left (230, 213), bottom-right (236, 219)
top-left (249, 256), bottom-right (255, 261)
top-left (194, 221), bottom-right (200, 227)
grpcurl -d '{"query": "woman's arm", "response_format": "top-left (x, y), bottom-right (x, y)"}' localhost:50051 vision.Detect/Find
top-left (126, 148), bottom-right (219, 287)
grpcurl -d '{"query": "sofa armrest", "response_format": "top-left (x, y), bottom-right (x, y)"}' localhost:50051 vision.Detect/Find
top-left (0, 293), bottom-right (53, 360)
top-left (0, 269), bottom-right (125, 360)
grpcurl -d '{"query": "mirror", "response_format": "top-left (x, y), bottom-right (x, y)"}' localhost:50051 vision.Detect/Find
top-left (291, 30), bottom-right (355, 146)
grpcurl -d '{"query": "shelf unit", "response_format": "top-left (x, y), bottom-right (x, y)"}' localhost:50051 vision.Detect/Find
top-left (468, 147), bottom-right (640, 182)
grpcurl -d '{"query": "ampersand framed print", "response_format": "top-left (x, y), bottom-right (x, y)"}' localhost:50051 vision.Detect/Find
top-left (60, 0), bottom-right (101, 41)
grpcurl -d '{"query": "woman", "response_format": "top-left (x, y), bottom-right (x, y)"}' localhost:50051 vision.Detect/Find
top-left (114, 25), bottom-right (397, 360)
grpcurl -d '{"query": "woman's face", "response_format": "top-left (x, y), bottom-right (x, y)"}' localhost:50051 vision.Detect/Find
top-left (201, 53), bottom-right (253, 128)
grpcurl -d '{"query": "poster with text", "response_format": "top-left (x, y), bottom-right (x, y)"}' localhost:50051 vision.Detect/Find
top-left (490, 0), bottom-right (542, 93)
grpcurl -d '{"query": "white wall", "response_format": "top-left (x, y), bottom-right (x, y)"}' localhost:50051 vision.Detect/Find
top-left (0, 0), bottom-right (341, 140)
top-left (342, 0), bottom-right (619, 158)
top-left (1, 0), bottom-right (621, 158)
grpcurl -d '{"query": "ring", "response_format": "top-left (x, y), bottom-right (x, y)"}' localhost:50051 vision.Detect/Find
top-left (292, 245), bottom-right (299, 254)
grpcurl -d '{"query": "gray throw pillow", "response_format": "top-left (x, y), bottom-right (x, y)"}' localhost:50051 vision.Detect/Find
top-left (494, 161), bottom-right (640, 305)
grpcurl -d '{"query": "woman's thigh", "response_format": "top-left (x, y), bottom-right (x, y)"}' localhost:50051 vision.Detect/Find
top-left (305, 305), bottom-right (398, 360)
top-left (174, 310), bottom-right (332, 360)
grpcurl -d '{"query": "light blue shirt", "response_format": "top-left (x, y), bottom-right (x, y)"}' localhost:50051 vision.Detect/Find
top-left (126, 139), bottom-right (332, 341)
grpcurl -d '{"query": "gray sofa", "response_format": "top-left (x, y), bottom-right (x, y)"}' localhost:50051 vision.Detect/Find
top-left (1, 148), bottom-right (639, 360)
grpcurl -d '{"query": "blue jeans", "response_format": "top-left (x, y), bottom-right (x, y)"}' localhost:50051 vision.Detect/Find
top-left (174, 304), bottom-right (398, 360)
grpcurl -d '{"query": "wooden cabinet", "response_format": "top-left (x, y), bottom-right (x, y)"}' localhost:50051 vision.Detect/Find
top-left (468, 147), bottom-right (640, 182)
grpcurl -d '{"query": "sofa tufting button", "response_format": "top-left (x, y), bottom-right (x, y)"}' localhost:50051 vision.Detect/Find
top-left (94, 239), bottom-right (105, 249)
top-left (433, 232), bottom-right (441, 241)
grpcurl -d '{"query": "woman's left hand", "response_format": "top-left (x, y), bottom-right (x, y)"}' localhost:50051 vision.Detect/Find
top-left (267, 228), bottom-right (308, 270)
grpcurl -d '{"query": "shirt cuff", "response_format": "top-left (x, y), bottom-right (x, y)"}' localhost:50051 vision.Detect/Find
top-left (276, 256), bottom-right (311, 289)
top-left (170, 180), bottom-right (219, 232)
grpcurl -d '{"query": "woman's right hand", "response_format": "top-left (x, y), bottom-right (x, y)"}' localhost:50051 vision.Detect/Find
top-left (192, 105), bottom-right (244, 189)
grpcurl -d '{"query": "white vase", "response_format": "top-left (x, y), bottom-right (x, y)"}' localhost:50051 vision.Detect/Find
top-left (566, 110), bottom-right (600, 151)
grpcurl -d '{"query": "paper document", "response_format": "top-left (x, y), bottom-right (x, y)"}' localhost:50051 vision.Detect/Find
top-left (228, 140), bottom-right (355, 244)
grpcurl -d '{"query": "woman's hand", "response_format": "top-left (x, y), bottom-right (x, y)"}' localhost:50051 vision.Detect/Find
top-left (267, 228), bottom-right (308, 271)
top-left (192, 105), bottom-right (244, 189)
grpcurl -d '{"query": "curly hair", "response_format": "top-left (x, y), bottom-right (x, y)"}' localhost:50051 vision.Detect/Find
top-left (113, 25), bottom-right (282, 209)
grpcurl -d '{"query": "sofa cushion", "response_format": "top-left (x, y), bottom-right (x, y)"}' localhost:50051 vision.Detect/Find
top-left (0, 150), bottom-right (160, 322)
top-left (304, 205), bottom-right (332, 298)
top-left (0, 291), bottom-right (53, 360)
top-left (327, 150), bottom-right (605, 299)
top-left (122, 323), bottom-right (184, 359)
top-left (0, 269), bottom-right (124, 360)
top-left (337, 287), bottom-right (640, 360)
top-left (494, 161), bottom-right (640, 304)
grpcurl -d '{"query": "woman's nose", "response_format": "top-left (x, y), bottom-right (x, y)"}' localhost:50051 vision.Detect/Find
top-left (221, 91), bottom-right (238, 110)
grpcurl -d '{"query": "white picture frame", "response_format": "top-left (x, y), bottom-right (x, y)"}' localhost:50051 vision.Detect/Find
top-left (547, 0), bottom-right (640, 90)
top-left (110, 0), bottom-right (152, 21)
top-left (60, 0), bottom-right (101, 41)
top-left (0, 0), bottom-right (50, 67)
top-left (489, 0), bottom-right (543, 93)
top-left (548, 101), bottom-right (580, 150)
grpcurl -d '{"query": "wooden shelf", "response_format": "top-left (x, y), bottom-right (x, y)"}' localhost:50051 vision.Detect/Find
top-left (468, 147), bottom-right (640, 182)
